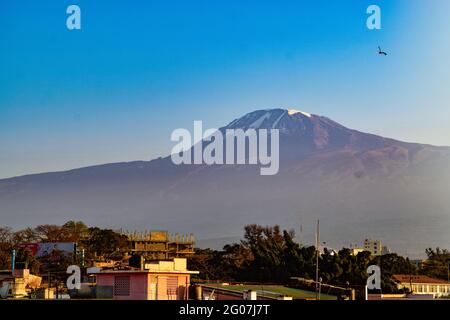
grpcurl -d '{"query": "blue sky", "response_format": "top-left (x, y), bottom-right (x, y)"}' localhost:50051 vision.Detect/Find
top-left (1, 0), bottom-right (450, 178)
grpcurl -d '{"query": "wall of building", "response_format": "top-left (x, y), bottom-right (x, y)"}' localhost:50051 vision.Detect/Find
top-left (96, 272), bottom-right (190, 300)
top-left (397, 282), bottom-right (450, 298)
top-left (154, 273), bottom-right (189, 300)
top-left (96, 273), bottom-right (149, 300)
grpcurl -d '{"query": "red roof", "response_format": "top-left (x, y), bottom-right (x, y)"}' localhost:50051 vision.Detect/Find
top-left (392, 274), bottom-right (450, 285)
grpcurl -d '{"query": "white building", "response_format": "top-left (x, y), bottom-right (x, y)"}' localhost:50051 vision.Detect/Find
top-left (393, 275), bottom-right (450, 298)
top-left (363, 239), bottom-right (389, 256)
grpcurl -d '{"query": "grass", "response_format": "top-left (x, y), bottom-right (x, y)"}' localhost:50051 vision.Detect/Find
top-left (206, 283), bottom-right (337, 300)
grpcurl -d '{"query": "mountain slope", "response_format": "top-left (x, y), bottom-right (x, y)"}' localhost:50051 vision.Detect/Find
top-left (1, 108), bottom-right (449, 257)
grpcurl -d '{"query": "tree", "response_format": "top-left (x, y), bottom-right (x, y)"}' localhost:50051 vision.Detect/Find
top-left (240, 225), bottom-right (288, 282)
top-left (188, 248), bottom-right (237, 281)
top-left (86, 227), bottom-right (129, 258)
top-left (34, 224), bottom-right (65, 242)
top-left (12, 227), bottom-right (39, 244)
top-left (61, 221), bottom-right (89, 242)
top-left (14, 248), bottom-right (40, 274)
top-left (32, 221), bottom-right (88, 243)
top-left (422, 248), bottom-right (450, 281)
top-left (0, 227), bottom-right (14, 269)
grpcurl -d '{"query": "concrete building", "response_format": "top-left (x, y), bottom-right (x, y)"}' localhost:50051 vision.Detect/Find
top-left (350, 248), bottom-right (365, 256)
top-left (392, 274), bottom-right (450, 298)
top-left (363, 239), bottom-right (389, 256)
top-left (121, 230), bottom-right (195, 260)
top-left (0, 269), bottom-right (42, 298)
top-left (93, 258), bottom-right (198, 300)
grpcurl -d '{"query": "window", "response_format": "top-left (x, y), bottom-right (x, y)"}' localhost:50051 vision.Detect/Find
top-left (114, 276), bottom-right (131, 296)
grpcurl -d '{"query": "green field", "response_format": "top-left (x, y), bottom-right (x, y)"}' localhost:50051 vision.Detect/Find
top-left (206, 284), bottom-right (337, 300)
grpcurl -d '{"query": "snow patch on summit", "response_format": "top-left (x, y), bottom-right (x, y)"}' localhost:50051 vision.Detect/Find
top-left (288, 109), bottom-right (311, 118)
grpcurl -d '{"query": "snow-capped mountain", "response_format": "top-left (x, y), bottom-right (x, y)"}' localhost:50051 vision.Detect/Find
top-left (221, 108), bottom-right (439, 178)
top-left (224, 108), bottom-right (411, 151)
top-left (225, 108), bottom-right (329, 133)
top-left (1, 108), bottom-right (449, 257)
top-left (225, 108), bottom-right (315, 132)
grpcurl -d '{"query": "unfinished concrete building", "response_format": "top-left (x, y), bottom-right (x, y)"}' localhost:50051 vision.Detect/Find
top-left (121, 230), bottom-right (195, 261)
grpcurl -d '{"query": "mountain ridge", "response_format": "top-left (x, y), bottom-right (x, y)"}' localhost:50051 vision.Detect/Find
top-left (2, 108), bottom-right (449, 181)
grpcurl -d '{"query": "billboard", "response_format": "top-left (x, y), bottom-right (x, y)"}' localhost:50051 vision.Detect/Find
top-left (19, 242), bottom-right (75, 257)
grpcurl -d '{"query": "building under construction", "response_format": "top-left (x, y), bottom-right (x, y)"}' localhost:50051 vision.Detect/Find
top-left (121, 230), bottom-right (195, 261)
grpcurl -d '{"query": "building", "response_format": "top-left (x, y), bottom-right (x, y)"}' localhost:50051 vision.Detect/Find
top-left (318, 245), bottom-right (338, 256)
top-left (350, 248), bottom-right (365, 256)
top-left (363, 239), bottom-right (389, 256)
top-left (392, 274), bottom-right (450, 298)
top-left (122, 230), bottom-right (195, 260)
top-left (0, 269), bottom-right (42, 299)
top-left (92, 258), bottom-right (199, 300)
top-left (348, 243), bottom-right (366, 256)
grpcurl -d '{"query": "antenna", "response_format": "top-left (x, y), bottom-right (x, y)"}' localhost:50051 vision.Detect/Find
top-left (299, 215), bottom-right (303, 246)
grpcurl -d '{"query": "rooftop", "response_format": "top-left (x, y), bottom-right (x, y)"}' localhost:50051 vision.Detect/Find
top-left (392, 275), bottom-right (450, 285)
top-left (93, 269), bottom-right (199, 274)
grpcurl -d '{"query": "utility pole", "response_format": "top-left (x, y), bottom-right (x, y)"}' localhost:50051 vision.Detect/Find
top-left (447, 260), bottom-right (449, 283)
top-left (315, 219), bottom-right (320, 300)
top-left (318, 277), bottom-right (322, 300)
top-left (299, 215), bottom-right (303, 246)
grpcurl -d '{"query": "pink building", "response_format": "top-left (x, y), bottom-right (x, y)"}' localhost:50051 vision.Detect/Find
top-left (94, 258), bottom-right (198, 300)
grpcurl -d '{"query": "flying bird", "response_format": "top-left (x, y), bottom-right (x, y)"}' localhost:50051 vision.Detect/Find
top-left (378, 46), bottom-right (387, 56)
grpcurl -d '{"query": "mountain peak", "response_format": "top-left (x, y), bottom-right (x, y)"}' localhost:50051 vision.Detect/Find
top-left (287, 108), bottom-right (311, 118)
top-left (224, 107), bottom-right (324, 135)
